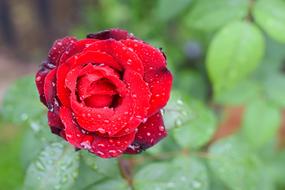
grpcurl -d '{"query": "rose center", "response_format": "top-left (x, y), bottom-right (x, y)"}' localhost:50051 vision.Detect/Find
top-left (77, 77), bottom-right (121, 108)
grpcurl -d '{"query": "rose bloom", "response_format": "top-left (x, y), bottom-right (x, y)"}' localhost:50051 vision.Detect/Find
top-left (35, 29), bottom-right (172, 158)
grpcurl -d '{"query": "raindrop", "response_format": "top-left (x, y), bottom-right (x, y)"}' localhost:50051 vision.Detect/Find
top-left (36, 76), bottom-right (41, 82)
top-left (97, 128), bottom-right (106, 133)
top-left (158, 126), bottom-right (165, 132)
top-left (146, 132), bottom-right (151, 136)
top-left (35, 161), bottom-right (45, 171)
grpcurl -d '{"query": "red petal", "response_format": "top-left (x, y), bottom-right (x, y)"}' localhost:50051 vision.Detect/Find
top-left (56, 49), bottom-right (121, 106)
top-left (122, 40), bottom-right (173, 115)
top-left (113, 70), bottom-right (151, 137)
top-left (122, 39), bottom-right (166, 73)
top-left (86, 40), bottom-right (144, 74)
top-left (48, 36), bottom-right (77, 66)
top-left (90, 132), bottom-right (135, 158)
top-left (71, 70), bottom-right (150, 136)
top-left (87, 28), bottom-right (136, 41)
top-left (59, 107), bottom-right (94, 149)
top-left (43, 69), bottom-right (57, 109)
top-left (145, 68), bottom-right (173, 116)
top-left (84, 94), bottom-right (113, 108)
top-left (35, 66), bottom-right (50, 105)
top-left (124, 111), bottom-right (167, 154)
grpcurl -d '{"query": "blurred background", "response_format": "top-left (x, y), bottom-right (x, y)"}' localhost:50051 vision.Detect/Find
top-left (1, 0), bottom-right (285, 190)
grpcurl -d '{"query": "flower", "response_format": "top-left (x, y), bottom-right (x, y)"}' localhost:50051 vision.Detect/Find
top-left (35, 29), bottom-right (172, 158)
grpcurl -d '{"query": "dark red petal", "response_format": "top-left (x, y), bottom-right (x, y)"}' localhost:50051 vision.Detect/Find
top-left (43, 69), bottom-right (57, 109)
top-left (86, 40), bottom-right (144, 74)
top-left (87, 28), bottom-right (136, 41)
top-left (124, 111), bottom-right (167, 154)
top-left (59, 39), bottom-right (97, 64)
top-left (35, 66), bottom-right (50, 105)
top-left (90, 132), bottom-right (135, 158)
top-left (48, 110), bottom-right (63, 128)
top-left (48, 36), bottom-right (77, 66)
top-left (59, 107), bottom-right (94, 149)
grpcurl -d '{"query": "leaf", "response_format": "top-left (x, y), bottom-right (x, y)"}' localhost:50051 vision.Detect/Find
top-left (263, 73), bottom-right (285, 107)
top-left (208, 136), bottom-right (261, 190)
top-left (134, 156), bottom-right (209, 190)
top-left (88, 178), bottom-right (130, 190)
top-left (253, 0), bottom-right (285, 43)
top-left (185, 0), bottom-right (249, 31)
top-left (80, 151), bottom-right (120, 177)
top-left (71, 158), bottom-right (106, 190)
top-left (23, 142), bottom-right (79, 190)
top-left (214, 79), bottom-right (260, 105)
top-left (155, 0), bottom-right (192, 21)
top-left (206, 21), bottom-right (265, 96)
top-left (172, 98), bottom-right (217, 149)
top-left (241, 99), bottom-right (281, 148)
top-left (1, 76), bottom-right (45, 125)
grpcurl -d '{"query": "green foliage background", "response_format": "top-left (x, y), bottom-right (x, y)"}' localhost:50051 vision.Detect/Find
top-left (1, 0), bottom-right (285, 189)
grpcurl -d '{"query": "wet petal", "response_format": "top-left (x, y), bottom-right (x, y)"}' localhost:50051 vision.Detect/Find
top-left (87, 28), bottom-right (136, 41)
top-left (48, 36), bottom-right (77, 66)
top-left (90, 132), bottom-right (135, 158)
top-left (122, 40), bottom-right (173, 116)
top-left (145, 68), bottom-right (173, 116)
top-left (35, 65), bottom-right (50, 105)
top-left (86, 40), bottom-right (144, 74)
top-left (122, 39), bottom-right (166, 73)
top-left (59, 107), bottom-right (94, 149)
top-left (43, 69), bottom-right (57, 109)
top-left (124, 111), bottom-right (167, 154)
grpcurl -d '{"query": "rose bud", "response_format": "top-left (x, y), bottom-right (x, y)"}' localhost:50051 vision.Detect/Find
top-left (35, 29), bottom-right (173, 158)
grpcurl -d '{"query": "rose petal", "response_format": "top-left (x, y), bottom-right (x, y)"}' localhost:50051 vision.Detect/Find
top-left (90, 132), bottom-right (135, 158)
top-left (43, 69), bottom-right (57, 109)
top-left (87, 28), bottom-right (136, 41)
top-left (113, 70), bottom-right (151, 137)
top-left (122, 40), bottom-right (173, 116)
top-left (48, 36), bottom-right (77, 66)
top-left (35, 65), bottom-right (50, 105)
top-left (122, 39), bottom-right (166, 72)
top-left (59, 107), bottom-right (94, 149)
top-left (86, 40), bottom-right (144, 74)
top-left (71, 70), bottom-right (150, 136)
top-left (124, 111), bottom-right (167, 154)
top-left (145, 68), bottom-right (173, 116)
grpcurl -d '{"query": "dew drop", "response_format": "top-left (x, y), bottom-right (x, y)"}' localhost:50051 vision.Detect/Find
top-left (97, 128), bottom-right (106, 134)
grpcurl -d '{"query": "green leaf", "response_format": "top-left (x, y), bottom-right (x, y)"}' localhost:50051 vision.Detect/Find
top-left (80, 151), bottom-right (120, 178)
top-left (134, 156), bottom-right (209, 190)
top-left (1, 76), bottom-right (45, 125)
top-left (155, 0), bottom-right (192, 21)
top-left (253, 0), bottom-right (285, 43)
top-left (172, 98), bottom-right (217, 149)
top-left (71, 158), bottom-right (106, 190)
top-left (208, 136), bottom-right (261, 190)
top-left (23, 142), bottom-right (79, 190)
top-left (263, 73), bottom-right (285, 107)
top-left (185, 0), bottom-right (249, 31)
top-left (88, 178), bottom-right (130, 190)
top-left (206, 21), bottom-right (265, 96)
top-left (214, 79), bottom-right (260, 105)
top-left (241, 99), bottom-right (281, 148)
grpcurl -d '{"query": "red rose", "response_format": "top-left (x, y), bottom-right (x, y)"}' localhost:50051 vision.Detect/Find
top-left (35, 29), bottom-right (172, 158)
